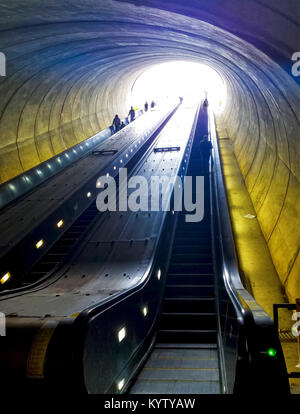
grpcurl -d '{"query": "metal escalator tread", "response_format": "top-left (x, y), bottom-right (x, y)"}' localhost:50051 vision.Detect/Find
top-left (163, 296), bottom-right (215, 300)
top-left (130, 348), bottom-right (220, 394)
top-left (165, 284), bottom-right (214, 288)
top-left (155, 343), bottom-right (218, 349)
top-left (161, 312), bottom-right (216, 316)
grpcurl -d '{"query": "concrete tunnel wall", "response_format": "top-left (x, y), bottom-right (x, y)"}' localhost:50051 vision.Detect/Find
top-left (0, 0), bottom-right (299, 303)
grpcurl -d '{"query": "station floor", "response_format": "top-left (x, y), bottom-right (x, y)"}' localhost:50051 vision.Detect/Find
top-left (215, 115), bottom-right (300, 394)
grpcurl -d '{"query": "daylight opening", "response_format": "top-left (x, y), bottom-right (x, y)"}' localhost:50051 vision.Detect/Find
top-left (131, 61), bottom-right (227, 112)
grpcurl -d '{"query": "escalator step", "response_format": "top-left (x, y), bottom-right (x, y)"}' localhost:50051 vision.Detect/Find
top-left (168, 263), bottom-right (214, 274)
top-left (174, 236), bottom-right (211, 243)
top-left (171, 253), bottom-right (213, 263)
top-left (157, 329), bottom-right (217, 344)
top-left (167, 273), bottom-right (214, 285)
top-left (159, 313), bottom-right (216, 330)
top-left (71, 226), bottom-right (86, 231)
top-left (176, 222), bottom-right (210, 229)
top-left (155, 343), bottom-right (217, 349)
top-left (149, 348), bottom-right (219, 361)
top-left (47, 253), bottom-right (65, 257)
top-left (129, 378), bottom-right (220, 394)
top-left (133, 367), bottom-right (219, 382)
top-left (172, 245), bottom-right (211, 254)
top-left (165, 285), bottom-right (214, 297)
top-left (163, 297), bottom-right (215, 313)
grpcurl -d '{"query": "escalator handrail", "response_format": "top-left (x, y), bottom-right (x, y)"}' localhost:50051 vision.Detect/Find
top-left (209, 108), bottom-right (274, 325)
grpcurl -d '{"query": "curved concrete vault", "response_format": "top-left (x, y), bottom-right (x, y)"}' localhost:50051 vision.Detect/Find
top-left (0, 0), bottom-right (299, 303)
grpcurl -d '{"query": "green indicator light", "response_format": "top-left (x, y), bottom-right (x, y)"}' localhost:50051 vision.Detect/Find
top-left (267, 348), bottom-right (277, 357)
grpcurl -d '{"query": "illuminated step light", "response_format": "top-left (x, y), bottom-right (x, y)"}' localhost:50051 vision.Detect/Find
top-left (35, 239), bottom-right (44, 249)
top-left (56, 219), bottom-right (64, 228)
top-left (0, 272), bottom-right (11, 285)
top-left (126, 154), bottom-right (128, 158)
top-left (118, 327), bottom-right (126, 342)
top-left (113, 166), bottom-right (117, 170)
top-left (142, 306), bottom-right (148, 317)
top-left (96, 180), bottom-right (101, 188)
top-left (86, 192), bottom-right (92, 198)
top-left (106, 173), bottom-right (109, 177)
top-left (117, 378), bottom-right (125, 391)
top-left (23, 176), bottom-right (30, 183)
top-left (120, 159), bottom-right (123, 163)
top-left (267, 348), bottom-right (277, 357)
top-left (157, 269), bottom-right (161, 280)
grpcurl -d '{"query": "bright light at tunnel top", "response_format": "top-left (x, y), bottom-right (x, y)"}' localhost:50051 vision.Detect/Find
top-left (131, 61), bottom-right (227, 112)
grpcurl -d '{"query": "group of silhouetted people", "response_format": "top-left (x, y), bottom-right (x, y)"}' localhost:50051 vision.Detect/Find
top-left (112, 115), bottom-right (125, 132)
top-left (112, 106), bottom-right (136, 132)
top-left (112, 101), bottom-right (157, 133)
top-left (111, 98), bottom-right (212, 173)
top-left (144, 101), bottom-right (156, 112)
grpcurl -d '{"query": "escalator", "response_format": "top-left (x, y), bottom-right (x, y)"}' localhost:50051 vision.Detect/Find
top-left (0, 103), bottom-right (290, 394)
top-left (0, 105), bottom-right (179, 292)
top-left (129, 107), bottom-right (220, 394)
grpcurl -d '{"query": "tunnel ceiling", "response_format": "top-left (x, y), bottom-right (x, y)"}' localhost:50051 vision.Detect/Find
top-left (0, 0), bottom-right (298, 181)
top-left (0, 1), bottom-right (299, 303)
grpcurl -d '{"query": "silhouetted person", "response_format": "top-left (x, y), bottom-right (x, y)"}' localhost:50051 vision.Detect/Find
top-left (113, 114), bottom-right (121, 132)
top-left (179, 96), bottom-right (183, 103)
top-left (144, 101), bottom-right (148, 112)
top-left (120, 121), bottom-right (125, 129)
top-left (151, 100), bottom-right (155, 108)
top-left (199, 134), bottom-right (213, 174)
top-left (128, 106), bottom-right (135, 122)
top-left (203, 98), bottom-right (208, 108)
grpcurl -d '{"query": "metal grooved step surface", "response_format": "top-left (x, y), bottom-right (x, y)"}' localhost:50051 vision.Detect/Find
top-left (130, 108), bottom-right (220, 394)
top-left (129, 348), bottom-right (220, 394)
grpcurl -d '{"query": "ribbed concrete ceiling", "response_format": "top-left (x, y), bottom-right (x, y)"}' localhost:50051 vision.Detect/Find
top-left (0, 0), bottom-right (299, 303)
top-left (0, 0), bottom-right (298, 181)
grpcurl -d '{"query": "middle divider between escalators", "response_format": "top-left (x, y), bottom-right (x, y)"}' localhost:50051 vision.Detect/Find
top-left (68, 102), bottom-right (203, 394)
